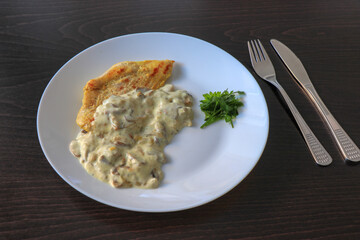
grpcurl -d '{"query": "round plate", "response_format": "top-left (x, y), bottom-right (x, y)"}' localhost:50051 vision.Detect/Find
top-left (37, 32), bottom-right (269, 212)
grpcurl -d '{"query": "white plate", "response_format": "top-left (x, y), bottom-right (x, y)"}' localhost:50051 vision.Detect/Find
top-left (37, 32), bottom-right (269, 212)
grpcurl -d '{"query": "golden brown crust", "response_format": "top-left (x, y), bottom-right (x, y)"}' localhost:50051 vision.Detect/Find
top-left (76, 60), bottom-right (175, 131)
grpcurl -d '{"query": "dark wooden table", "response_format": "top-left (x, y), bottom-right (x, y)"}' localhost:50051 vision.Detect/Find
top-left (2, 0), bottom-right (360, 239)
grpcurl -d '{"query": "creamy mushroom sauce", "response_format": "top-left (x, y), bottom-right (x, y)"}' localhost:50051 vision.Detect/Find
top-left (69, 84), bottom-right (193, 188)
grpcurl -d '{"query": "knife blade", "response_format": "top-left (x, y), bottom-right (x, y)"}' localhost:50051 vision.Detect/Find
top-left (270, 39), bottom-right (360, 163)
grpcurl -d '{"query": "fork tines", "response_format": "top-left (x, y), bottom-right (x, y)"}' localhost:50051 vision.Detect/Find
top-left (248, 39), bottom-right (268, 63)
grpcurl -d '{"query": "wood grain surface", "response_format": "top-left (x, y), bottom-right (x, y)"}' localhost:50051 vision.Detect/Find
top-left (1, 0), bottom-right (360, 239)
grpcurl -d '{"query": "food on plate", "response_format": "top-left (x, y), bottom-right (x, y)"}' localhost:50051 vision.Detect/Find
top-left (200, 90), bottom-right (245, 128)
top-left (70, 84), bottom-right (193, 188)
top-left (76, 60), bottom-right (175, 132)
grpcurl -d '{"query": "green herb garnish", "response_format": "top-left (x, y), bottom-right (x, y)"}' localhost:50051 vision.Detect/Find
top-left (200, 90), bottom-right (245, 128)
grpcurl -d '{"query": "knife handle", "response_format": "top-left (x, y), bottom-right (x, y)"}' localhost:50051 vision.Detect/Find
top-left (276, 83), bottom-right (332, 166)
top-left (305, 84), bottom-right (360, 162)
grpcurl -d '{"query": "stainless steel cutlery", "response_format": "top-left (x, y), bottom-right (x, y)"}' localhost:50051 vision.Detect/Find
top-left (248, 39), bottom-right (332, 166)
top-left (270, 39), bottom-right (360, 163)
top-left (248, 38), bottom-right (360, 164)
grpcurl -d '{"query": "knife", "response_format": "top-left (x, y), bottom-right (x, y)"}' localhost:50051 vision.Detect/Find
top-left (270, 39), bottom-right (360, 163)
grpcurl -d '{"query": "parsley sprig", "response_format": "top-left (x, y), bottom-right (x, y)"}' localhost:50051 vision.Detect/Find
top-left (200, 90), bottom-right (245, 128)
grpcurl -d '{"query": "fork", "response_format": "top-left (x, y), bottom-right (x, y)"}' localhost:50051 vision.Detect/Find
top-left (248, 39), bottom-right (332, 166)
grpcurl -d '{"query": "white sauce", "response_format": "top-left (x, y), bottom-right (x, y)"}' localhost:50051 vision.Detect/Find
top-left (69, 84), bottom-right (193, 188)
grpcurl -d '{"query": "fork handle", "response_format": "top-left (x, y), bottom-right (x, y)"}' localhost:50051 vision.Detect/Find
top-left (275, 83), bottom-right (332, 166)
top-left (304, 84), bottom-right (360, 162)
